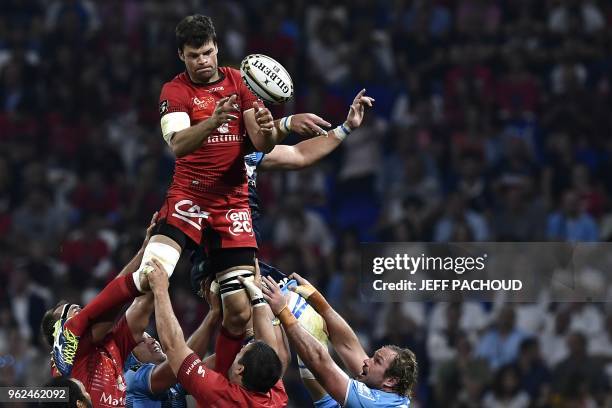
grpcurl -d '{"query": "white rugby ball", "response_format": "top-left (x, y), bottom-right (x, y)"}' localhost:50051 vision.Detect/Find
top-left (240, 54), bottom-right (294, 104)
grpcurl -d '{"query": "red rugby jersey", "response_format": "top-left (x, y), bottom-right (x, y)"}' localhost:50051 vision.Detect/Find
top-left (159, 67), bottom-right (260, 198)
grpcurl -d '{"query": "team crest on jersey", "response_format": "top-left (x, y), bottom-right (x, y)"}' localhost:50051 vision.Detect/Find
top-left (217, 123), bottom-right (229, 133)
top-left (159, 100), bottom-right (168, 115)
top-left (193, 95), bottom-right (214, 111)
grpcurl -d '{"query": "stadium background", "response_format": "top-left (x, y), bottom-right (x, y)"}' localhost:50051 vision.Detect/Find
top-left (1, 0), bottom-right (612, 406)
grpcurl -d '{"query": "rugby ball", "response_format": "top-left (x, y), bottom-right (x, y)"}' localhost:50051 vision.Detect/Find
top-left (240, 54), bottom-right (294, 104)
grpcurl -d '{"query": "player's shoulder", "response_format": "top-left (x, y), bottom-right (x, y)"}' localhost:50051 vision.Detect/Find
top-left (219, 66), bottom-right (241, 79)
top-left (161, 72), bottom-right (192, 93)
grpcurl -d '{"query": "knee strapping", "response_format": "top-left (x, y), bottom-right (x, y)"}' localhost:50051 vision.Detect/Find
top-left (133, 242), bottom-right (181, 291)
top-left (217, 268), bottom-right (254, 299)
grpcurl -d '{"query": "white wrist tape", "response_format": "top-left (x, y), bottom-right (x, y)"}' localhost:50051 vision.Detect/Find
top-left (332, 122), bottom-right (352, 141)
top-left (279, 115), bottom-right (293, 134)
top-left (241, 276), bottom-right (267, 307)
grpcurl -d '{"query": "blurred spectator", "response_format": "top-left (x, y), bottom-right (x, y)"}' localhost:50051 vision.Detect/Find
top-left (476, 306), bottom-right (529, 370)
top-left (546, 189), bottom-right (599, 241)
top-left (540, 307), bottom-right (572, 367)
top-left (552, 331), bottom-right (609, 405)
top-left (513, 337), bottom-right (551, 403)
top-left (433, 192), bottom-right (490, 241)
top-left (481, 364), bottom-right (530, 408)
top-left (7, 268), bottom-right (48, 347)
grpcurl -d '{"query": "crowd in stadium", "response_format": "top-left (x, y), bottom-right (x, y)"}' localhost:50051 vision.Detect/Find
top-left (1, 0), bottom-right (612, 406)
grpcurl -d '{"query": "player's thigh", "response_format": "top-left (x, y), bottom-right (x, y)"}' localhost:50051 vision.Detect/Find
top-left (156, 195), bottom-right (210, 248)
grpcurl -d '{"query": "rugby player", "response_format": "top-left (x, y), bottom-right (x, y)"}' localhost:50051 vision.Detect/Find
top-left (53, 13), bottom-right (331, 375)
top-left (41, 217), bottom-right (157, 407)
top-left (146, 258), bottom-right (290, 407)
top-left (122, 279), bottom-right (221, 408)
top-left (263, 273), bottom-right (418, 408)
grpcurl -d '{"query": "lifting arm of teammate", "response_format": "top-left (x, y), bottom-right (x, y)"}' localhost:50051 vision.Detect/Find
top-left (238, 259), bottom-right (291, 374)
top-left (87, 213), bottom-right (158, 343)
top-left (259, 89), bottom-right (374, 171)
top-left (262, 275), bottom-right (351, 403)
top-left (288, 272), bottom-right (368, 378)
top-left (148, 279), bottom-right (222, 393)
top-left (147, 259), bottom-right (195, 376)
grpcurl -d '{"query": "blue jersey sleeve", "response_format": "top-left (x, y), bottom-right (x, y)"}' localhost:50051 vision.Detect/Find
top-left (345, 379), bottom-right (411, 408)
top-left (245, 151), bottom-right (265, 168)
top-left (125, 363), bottom-right (155, 396)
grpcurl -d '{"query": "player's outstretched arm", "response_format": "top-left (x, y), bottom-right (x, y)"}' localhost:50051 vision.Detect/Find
top-left (149, 280), bottom-right (222, 394)
top-left (147, 259), bottom-right (194, 375)
top-left (168, 95), bottom-right (239, 157)
top-left (238, 259), bottom-right (291, 374)
top-left (87, 213), bottom-right (158, 342)
top-left (290, 273), bottom-right (368, 378)
top-left (262, 276), bottom-right (350, 403)
top-left (259, 90), bottom-right (374, 171)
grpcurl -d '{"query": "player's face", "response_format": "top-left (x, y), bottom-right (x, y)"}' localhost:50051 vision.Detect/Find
top-left (228, 342), bottom-right (252, 385)
top-left (179, 41), bottom-right (219, 84)
top-left (357, 347), bottom-right (398, 389)
top-left (133, 333), bottom-right (166, 364)
top-left (72, 378), bottom-right (93, 408)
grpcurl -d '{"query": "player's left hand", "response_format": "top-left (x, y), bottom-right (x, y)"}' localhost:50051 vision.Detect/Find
top-left (202, 276), bottom-right (222, 316)
top-left (145, 259), bottom-right (169, 294)
top-left (254, 102), bottom-right (274, 137)
top-left (291, 113), bottom-right (332, 136)
top-left (346, 89), bottom-right (375, 130)
top-left (142, 212), bottom-right (158, 248)
top-left (261, 275), bottom-right (287, 316)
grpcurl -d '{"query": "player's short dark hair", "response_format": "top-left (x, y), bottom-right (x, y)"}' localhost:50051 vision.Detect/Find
top-left (383, 345), bottom-right (418, 397)
top-left (41, 300), bottom-right (69, 347)
top-left (42, 376), bottom-right (91, 407)
top-left (175, 15), bottom-right (217, 51)
top-left (239, 341), bottom-right (282, 393)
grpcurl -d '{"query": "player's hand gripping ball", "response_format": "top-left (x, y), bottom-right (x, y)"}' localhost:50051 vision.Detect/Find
top-left (240, 54), bottom-right (294, 104)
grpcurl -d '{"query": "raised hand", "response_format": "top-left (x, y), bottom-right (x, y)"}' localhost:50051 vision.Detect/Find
top-left (288, 272), bottom-right (317, 299)
top-left (261, 275), bottom-right (287, 315)
top-left (210, 94), bottom-right (239, 127)
top-left (290, 113), bottom-right (332, 136)
top-left (145, 259), bottom-right (169, 295)
top-left (142, 212), bottom-right (158, 248)
top-left (345, 89), bottom-right (374, 130)
top-left (254, 102), bottom-right (274, 137)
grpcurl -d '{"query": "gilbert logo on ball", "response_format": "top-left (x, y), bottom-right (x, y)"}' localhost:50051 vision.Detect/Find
top-left (240, 54), bottom-right (294, 104)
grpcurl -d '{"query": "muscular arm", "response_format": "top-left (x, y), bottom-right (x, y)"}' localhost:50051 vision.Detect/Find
top-left (168, 118), bottom-right (219, 158)
top-left (259, 134), bottom-right (342, 171)
top-left (283, 321), bottom-right (350, 404)
top-left (153, 288), bottom-right (193, 375)
top-left (293, 280), bottom-right (368, 378)
top-left (243, 110), bottom-right (286, 153)
top-left (90, 247), bottom-right (146, 343)
top-left (320, 308), bottom-right (368, 378)
top-left (149, 309), bottom-right (221, 394)
top-left (253, 305), bottom-right (290, 374)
